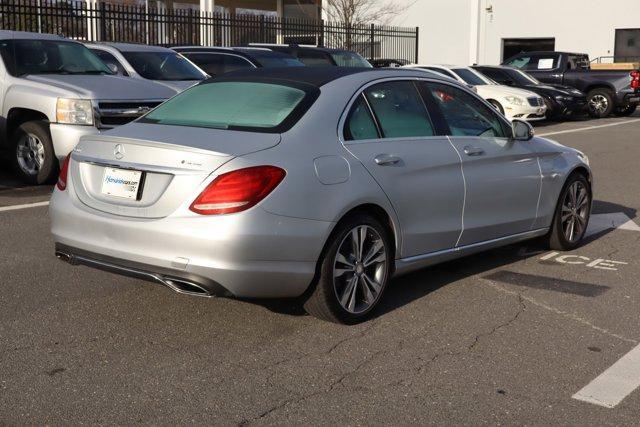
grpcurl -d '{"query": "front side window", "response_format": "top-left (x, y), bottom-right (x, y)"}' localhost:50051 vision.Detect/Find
top-left (344, 95), bottom-right (379, 141)
top-left (140, 81), bottom-right (313, 132)
top-left (0, 39), bottom-right (111, 76)
top-left (425, 82), bottom-right (508, 138)
top-left (122, 51), bottom-right (205, 81)
top-left (364, 81), bottom-right (434, 138)
top-left (476, 68), bottom-right (513, 85)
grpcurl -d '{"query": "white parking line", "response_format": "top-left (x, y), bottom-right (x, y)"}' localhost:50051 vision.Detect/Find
top-left (538, 118), bottom-right (640, 137)
top-left (0, 201), bottom-right (50, 212)
top-left (573, 343), bottom-right (640, 408)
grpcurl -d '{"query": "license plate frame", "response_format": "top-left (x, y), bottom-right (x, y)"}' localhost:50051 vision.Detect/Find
top-left (628, 97), bottom-right (640, 103)
top-left (101, 167), bottom-right (145, 200)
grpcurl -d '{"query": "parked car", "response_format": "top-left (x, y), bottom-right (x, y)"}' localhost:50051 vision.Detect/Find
top-left (472, 65), bottom-right (587, 119)
top-left (0, 31), bottom-right (179, 184)
top-left (51, 67), bottom-right (592, 324)
top-left (407, 64), bottom-right (547, 121)
top-left (248, 43), bottom-right (372, 68)
top-left (86, 42), bottom-right (207, 91)
top-left (502, 51), bottom-right (640, 117)
top-left (371, 58), bottom-right (410, 68)
top-left (171, 46), bottom-right (304, 77)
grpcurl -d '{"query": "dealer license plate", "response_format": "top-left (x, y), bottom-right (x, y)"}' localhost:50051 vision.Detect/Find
top-left (101, 167), bottom-right (143, 200)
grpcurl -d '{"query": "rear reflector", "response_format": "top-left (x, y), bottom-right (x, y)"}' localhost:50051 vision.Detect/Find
top-left (56, 154), bottom-right (71, 191)
top-left (190, 166), bottom-right (286, 215)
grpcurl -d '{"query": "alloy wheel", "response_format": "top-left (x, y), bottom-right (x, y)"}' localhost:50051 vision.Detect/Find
top-left (588, 94), bottom-right (608, 115)
top-left (561, 181), bottom-right (590, 243)
top-left (16, 133), bottom-right (45, 176)
top-left (333, 225), bottom-right (387, 314)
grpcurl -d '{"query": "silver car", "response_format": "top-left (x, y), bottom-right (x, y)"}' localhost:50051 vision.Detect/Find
top-left (50, 68), bottom-right (593, 324)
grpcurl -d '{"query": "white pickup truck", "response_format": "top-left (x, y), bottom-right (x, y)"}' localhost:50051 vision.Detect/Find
top-left (0, 31), bottom-right (183, 184)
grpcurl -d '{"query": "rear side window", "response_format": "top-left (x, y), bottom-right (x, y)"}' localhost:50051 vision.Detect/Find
top-left (424, 82), bottom-right (508, 138)
top-left (344, 95), bottom-right (379, 141)
top-left (140, 81), bottom-right (315, 132)
top-left (364, 81), bottom-right (435, 138)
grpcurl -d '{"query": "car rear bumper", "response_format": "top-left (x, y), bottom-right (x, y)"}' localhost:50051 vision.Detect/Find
top-left (50, 187), bottom-right (333, 299)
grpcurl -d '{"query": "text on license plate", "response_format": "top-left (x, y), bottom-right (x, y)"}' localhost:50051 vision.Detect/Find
top-left (101, 167), bottom-right (143, 200)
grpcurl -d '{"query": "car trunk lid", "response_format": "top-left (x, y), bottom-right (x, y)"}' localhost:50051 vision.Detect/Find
top-left (70, 123), bottom-right (280, 218)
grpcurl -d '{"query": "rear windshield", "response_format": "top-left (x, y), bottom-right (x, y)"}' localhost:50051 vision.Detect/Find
top-left (330, 51), bottom-right (372, 68)
top-left (140, 81), bottom-right (316, 132)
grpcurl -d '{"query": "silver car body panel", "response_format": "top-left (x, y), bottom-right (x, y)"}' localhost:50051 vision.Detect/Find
top-left (50, 69), bottom-right (590, 298)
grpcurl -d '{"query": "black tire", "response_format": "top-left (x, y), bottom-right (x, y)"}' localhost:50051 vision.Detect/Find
top-left (303, 214), bottom-right (393, 324)
top-left (488, 100), bottom-right (504, 115)
top-left (10, 121), bottom-right (58, 185)
top-left (587, 88), bottom-right (614, 118)
top-left (545, 173), bottom-right (592, 251)
top-left (614, 104), bottom-right (637, 117)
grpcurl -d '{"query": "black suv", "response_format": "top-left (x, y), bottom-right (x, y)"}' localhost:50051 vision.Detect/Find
top-left (171, 46), bottom-right (304, 77)
top-left (248, 44), bottom-right (372, 68)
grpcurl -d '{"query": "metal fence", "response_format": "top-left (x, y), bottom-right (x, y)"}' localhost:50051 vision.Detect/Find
top-left (0, 0), bottom-right (419, 63)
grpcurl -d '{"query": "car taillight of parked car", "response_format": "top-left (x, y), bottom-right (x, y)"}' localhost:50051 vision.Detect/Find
top-left (189, 166), bottom-right (286, 215)
top-left (631, 70), bottom-right (640, 90)
top-left (56, 154), bottom-right (71, 191)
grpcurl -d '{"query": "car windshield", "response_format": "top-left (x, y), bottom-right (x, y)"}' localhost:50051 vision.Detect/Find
top-left (0, 39), bottom-right (112, 77)
top-left (511, 69), bottom-right (541, 85)
top-left (452, 68), bottom-right (493, 86)
top-left (330, 51), bottom-right (372, 68)
top-left (122, 51), bottom-right (205, 81)
top-left (140, 81), bottom-right (311, 131)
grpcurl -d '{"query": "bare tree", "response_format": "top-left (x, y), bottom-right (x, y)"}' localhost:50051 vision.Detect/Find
top-left (322, 0), bottom-right (413, 26)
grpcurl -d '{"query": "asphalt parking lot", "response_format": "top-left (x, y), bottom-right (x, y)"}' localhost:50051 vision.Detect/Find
top-left (1, 113), bottom-right (640, 424)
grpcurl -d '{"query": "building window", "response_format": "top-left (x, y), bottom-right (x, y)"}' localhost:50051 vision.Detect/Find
top-left (283, 0), bottom-right (320, 21)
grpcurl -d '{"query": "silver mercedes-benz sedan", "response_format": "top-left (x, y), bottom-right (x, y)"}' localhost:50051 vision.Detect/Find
top-left (50, 67), bottom-right (592, 324)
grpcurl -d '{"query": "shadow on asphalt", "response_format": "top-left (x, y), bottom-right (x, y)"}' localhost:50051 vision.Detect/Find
top-left (259, 200), bottom-right (635, 320)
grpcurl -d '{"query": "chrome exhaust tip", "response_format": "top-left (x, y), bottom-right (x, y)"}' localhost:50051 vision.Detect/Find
top-left (55, 251), bottom-right (72, 263)
top-left (162, 277), bottom-right (213, 297)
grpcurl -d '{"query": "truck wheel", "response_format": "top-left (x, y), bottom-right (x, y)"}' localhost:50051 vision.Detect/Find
top-left (10, 121), bottom-right (58, 185)
top-left (587, 88), bottom-right (614, 118)
top-left (614, 105), bottom-right (637, 117)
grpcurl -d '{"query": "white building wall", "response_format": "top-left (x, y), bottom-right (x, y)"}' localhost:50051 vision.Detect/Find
top-left (396, 0), bottom-right (640, 66)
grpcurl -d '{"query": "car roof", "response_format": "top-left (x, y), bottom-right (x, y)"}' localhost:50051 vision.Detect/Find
top-left (249, 44), bottom-right (355, 54)
top-left (172, 46), bottom-right (290, 56)
top-left (208, 67), bottom-right (449, 88)
top-left (91, 42), bottom-right (173, 52)
top-left (0, 30), bottom-right (76, 41)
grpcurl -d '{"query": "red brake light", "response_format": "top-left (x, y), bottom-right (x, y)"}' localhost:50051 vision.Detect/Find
top-left (631, 70), bottom-right (640, 90)
top-left (190, 166), bottom-right (286, 215)
top-left (56, 154), bottom-right (71, 191)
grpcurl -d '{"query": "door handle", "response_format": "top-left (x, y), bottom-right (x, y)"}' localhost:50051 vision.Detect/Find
top-left (463, 146), bottom-right (485, 156)
top-left (374, 154), bottom-right (401, 166)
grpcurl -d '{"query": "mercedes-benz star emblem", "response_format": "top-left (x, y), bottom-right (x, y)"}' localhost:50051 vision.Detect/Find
top-left (114, 144), bottom-right (125, 160)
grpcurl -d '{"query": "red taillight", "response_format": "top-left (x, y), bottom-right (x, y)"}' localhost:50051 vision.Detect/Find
top-left (631, 70), bottom-right (640, 90)
top-left (56, 154), bottom-right (71, 191)
top-left (190, 166), bottom-right (286, 215)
